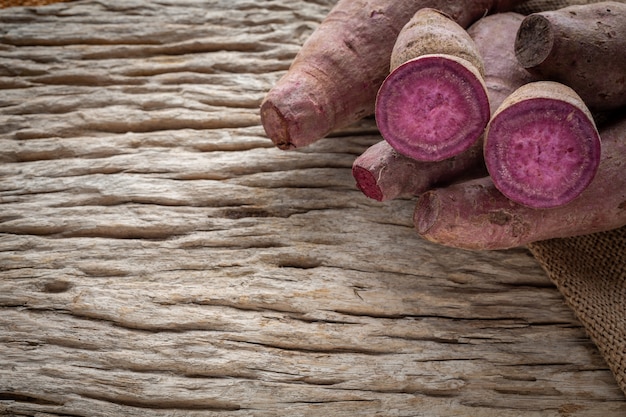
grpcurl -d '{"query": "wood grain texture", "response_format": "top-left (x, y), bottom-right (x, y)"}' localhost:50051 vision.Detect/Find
top-left (0, 1), bottom-right (624, 416)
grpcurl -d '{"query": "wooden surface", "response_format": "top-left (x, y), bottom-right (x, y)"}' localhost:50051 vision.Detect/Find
top-left (1, 1), bottom-right (624, 416)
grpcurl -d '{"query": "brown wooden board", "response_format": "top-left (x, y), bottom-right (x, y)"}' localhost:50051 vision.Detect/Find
top-left (1, 1), bottom-right (624, 415)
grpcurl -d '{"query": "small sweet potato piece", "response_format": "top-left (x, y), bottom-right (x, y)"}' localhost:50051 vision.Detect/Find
top-left (484, 81), bottom-right (601, 209)
top-left (352, 139), bottom-right (486, 201)
top-left (514, 1), bottom-right (626, 111)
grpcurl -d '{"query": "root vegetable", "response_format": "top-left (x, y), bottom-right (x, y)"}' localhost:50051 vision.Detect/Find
top-left (413, 116), bottom-right (626, 251)
top-left (514, 1), bottom-right (626, 111)
top-left (352, 139), bottom-right (486, 201)
top-left (375, 8), bottom-right (490, 161)
top-left (352, 12), bottom-right (535, 201)
top-left (468, 12), bottom-right (538, 114)
top-left (484, 81), bottom-right (601, 209)
top-left (260, 0), bottom-right (528, 150)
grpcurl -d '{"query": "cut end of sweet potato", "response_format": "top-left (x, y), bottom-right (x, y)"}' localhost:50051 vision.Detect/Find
top-left (514, 14), bottom-right (554, 70)
top-left (260, 75), bottom-right (338, 150)
top-left (352, 165), bottom-right (384, 202)
top-left (375, 54), bottom-right (490, 162)
top-left (485, 94), bottom-right (601, 209)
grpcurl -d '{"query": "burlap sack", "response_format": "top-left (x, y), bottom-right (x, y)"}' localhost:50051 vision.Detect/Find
top-left (528, 228), bottom-right (626, 395)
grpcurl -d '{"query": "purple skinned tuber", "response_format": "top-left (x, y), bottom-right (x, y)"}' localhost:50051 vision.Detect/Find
top-left (514, 1), bottom-right (626, 112)
top-left (352, 139), bottom-right (487, 201)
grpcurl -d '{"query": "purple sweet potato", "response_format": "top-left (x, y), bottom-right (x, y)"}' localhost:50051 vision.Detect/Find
top-left (468, 12), bottom-right (538, 114)
top-left (484, 81), bottom-right (601, 209)
top-left (352, 12), bottom-right (535, 201)
top-left (260, 0), bottom-right (529, 150)
top-left (352, 139), bottom-right (486, 201)
top-left (375, 8), bottom-right (490, 161)
top-left (413, 115), bottom-right (626, 251)
top-left (514, 1), bottom-right (626, 111)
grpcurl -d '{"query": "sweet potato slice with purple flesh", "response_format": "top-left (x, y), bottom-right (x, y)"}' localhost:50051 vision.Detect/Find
top-left (484, 81), bottom-right (601, 209)
top-left (376, 8), bottom-right (490, 161)
top-left (376, 54), bottom-right (490, 161)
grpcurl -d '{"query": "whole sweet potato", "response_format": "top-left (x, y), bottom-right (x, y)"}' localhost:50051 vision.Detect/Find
top-left (260, 0), bottom-right (528, 150)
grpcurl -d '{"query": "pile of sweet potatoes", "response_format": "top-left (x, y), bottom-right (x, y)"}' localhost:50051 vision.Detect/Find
top-left (261, 0), bottom-right (626, 250)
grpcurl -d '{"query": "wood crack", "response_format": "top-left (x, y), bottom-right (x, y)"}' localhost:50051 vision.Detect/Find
top-left (0, 392), bottom-right (63, 407)
top-left (78, 391), bottom-right (241, 411)
top-left (229, 339), bottom-right (393, 357)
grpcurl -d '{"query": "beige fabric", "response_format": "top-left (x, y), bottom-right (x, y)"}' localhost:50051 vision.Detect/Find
top-left (528, 227), bottom-right (626, 395)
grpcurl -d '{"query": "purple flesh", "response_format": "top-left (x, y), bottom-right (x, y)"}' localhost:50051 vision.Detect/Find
top-left (352, 165), bottom-right (384, 201)
top-left (485, 98), bottom-right (601, 208)
top-left (375, 55), bottom-right (490, 162)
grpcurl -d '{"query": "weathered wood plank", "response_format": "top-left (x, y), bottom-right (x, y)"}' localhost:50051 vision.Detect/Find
top-left (1, 1), bottom-right (625, 416)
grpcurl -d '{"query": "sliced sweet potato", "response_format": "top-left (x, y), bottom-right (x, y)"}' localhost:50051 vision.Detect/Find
top-left (484, 81), bottom-right (601, 209)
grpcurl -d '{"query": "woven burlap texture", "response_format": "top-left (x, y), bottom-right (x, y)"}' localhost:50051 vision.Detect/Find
top-left (528, 227), bottom-right (626, 395)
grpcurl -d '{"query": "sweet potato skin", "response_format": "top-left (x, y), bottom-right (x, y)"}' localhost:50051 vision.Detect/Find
top-left (413, 116), bottom-right (626, 251)
top-left (390, 8), bottom-right (485, 74)
top-left (260, 0), bottom-right (528, 150)
top-left (467, 12), bottom-right (537, 114)
top-left (514, 1), bottom-right (626, 111)
top-left (261, 0), bottom-right (416, 150)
